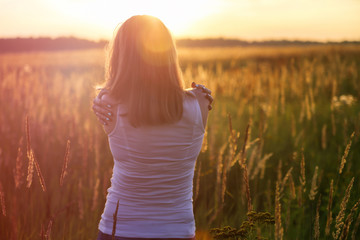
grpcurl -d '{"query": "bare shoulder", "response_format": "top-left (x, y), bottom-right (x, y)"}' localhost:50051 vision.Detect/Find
top-left (101, 93), bottom-right (118, 135)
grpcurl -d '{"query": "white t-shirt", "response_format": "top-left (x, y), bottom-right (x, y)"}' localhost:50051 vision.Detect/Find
top-left (98, 94), bottom-right (205, 238)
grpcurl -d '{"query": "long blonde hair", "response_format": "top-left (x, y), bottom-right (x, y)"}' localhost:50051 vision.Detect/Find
top-left (104, 15), bottom-right (184, 127)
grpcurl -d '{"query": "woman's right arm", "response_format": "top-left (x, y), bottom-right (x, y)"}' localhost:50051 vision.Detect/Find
top-left (191, 82), bottom-right (213, 128)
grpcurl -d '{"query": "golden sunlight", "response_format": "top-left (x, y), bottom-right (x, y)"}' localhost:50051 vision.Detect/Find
top-left (47, 0), bottom-right (219, 39)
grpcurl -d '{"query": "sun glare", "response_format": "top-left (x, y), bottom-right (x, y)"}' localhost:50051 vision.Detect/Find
top-left (47, 0), bottom-right (219, 39)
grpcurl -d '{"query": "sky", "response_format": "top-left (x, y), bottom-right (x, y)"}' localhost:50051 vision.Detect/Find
top-left (1, 0), bottom-right (360, 42)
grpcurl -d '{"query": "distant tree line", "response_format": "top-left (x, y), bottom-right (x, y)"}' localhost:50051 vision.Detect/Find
top-left (0, 37), bottom-right (107, 53)
top-left (0, 37), bottom-right (359, 53)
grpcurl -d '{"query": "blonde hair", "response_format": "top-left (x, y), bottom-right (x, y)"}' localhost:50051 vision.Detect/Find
top-left (104, 15), bottom-right (184, 127)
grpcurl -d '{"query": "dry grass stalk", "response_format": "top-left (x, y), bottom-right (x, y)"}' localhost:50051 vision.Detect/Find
top-left (14, 146), bottom-right (24, 189)
top-left (34, 157), bottom-right (47, 192)
top-left (240, 124), bottom-right (252, 212)
top-left (338, 131), bottom-right (355, 174)
top-left (321, 124), bottom-right (327, 149)
top-left (0, 182), bottom-right (6, 216)
top-left (45, 219), bottom-right (53, 240)
top-left (201, 125), bottom-right (208, 152)
top-left (309, 166), bottom-right (319, 200)
top-left (60, 139), bottom-right (71, 186)
top-left (112, 200), bottom-right (120, 240)
top-left (314, 195), bottom-right (321, 240)
top-left (78, 179), bottom-right (84, 220)
top-left (280, 167), bottom-right (293, 195)
top-left (228, 114), bottom-right (241, 166)
top-left (333, 177), bottom-right (354, 239)
top-left (26, 149), bottom-right (35, 188)
top-left (299, 150), bottom-right (306, 193)
top-left (275, 181), bottom-right (283, 240)
top-left (216, 143), bottom-right (227, 210)
top-left (91, 178), bottom-right (100, 211)
top-left (277, 159), bottom-right (282, 182)
top-left (341, 198), bottom-right (360, 240)
top-left (194, 159), bottom-right (202, 203)
top-left (41, 219), bottom-right (53, 240)
top-left (240, 124), bottom-right (250, 164)
top-left (25, 116), bottom-right (31, 155)
top-left (221, 155), bottom-right (229, 205)
top-left (325, 179), bottom-right (334, 236)
top-left (26, 116), bottom-right (35, 188)
top-left (254, 153), bottom-right (273, 180)
top-left (289, 174), bottom-right (296, 200)
top-left (351, 210), bottom-right (360, 240)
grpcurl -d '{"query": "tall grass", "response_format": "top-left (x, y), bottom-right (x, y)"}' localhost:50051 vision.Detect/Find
top-left (0, 45), bottom-right (359, 239)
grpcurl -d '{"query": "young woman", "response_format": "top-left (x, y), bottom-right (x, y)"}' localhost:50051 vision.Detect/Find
top-left (92, 15), bottom-right (213, 240)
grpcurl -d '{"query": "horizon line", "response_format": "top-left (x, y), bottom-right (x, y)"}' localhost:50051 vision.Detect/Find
top-left (1, 35), bottom-right (360, 43)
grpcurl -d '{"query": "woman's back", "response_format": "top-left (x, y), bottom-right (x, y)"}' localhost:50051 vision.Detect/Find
top-left (98, 93), bottom-right (205, 238)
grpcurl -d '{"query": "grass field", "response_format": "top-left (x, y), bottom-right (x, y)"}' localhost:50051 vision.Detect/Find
top-left (0, 45), bottom-right (359, 240)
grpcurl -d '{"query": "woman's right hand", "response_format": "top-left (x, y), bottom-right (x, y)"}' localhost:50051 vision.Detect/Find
top-left (92, 89), bottom-right (114, 125)
top-left (191, 82), bottom-right (213, 110)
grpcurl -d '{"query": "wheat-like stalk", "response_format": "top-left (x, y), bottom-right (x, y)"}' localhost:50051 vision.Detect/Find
top-left (26, 116), bottom-right (34, 188)
top-left (194, 159), bottom-right (202, 203)
top-left (45, 219), bottom-right (53, 240)
top-left (289, 174), bottom-right (296, 200)
top-left (78, 179), bottom-right (84, 220)
top-left (325, 179), bottom-right (334, 236)
top-left (340, 198), bottom-right (360, 240)
top-left (333, 177), bottom-right (354, 239)
top-left (14, 146), bottom-right (24, 189)
top-left (300, 150), bottom-right (306, 193)
top-left (314, 195), bottom-right (321, 240)
top-left (280, 167), bottom-right (293, 195)
top-left (251, 152), bottom-right (273, 180)
top-left (351, 209), bottom-right (360, 240)
top-left (26, 149), bottom-right (35, 188)
top-left (339, 131), bottom-right (355, 174)
top-left (60, 139), bottom-right (71, 186)
top-left (201, 125), bottom-right (208, 153)
top-left (275, 181), bottom-right (283, 240)
top-left (277, 159), bottom-right (282, 182)
top-left (216, 142), bottom-right (227, 207)
top-left (309, 166), bottom-right (319, 200)
top-left (34, 157), bottom-right (46, 192)
top-left (0, 182), bottom-right (6, 216)
top-left (321, 124), bottom-right (327, 149)
top-left (241, 124), bottom-right (252, 212)
top-left (91, 178), bottom-right (100, 211)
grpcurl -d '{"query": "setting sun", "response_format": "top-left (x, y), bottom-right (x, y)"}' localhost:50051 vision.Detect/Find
top-left (1, 0), bottom-right (359, 41)
top-left (46, 0), bottom-right (219, 39)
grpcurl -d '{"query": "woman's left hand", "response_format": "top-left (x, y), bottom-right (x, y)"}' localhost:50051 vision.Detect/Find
top-left (92, 89), bottom-right (114, 125)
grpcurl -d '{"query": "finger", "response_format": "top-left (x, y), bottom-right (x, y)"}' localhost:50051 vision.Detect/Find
top-left (192, 82), bottom-right (212, 95)
top-left (93, 105), bottom-right (114, 121)
top-left (95, 112), bottom-right (111, 124)
top-left (205, 93), bottom-right (213, 104)
top-left (200, 87), bottom-right (211, 95)
top-left (98, 88), bottom-right (110, 99)
top-left (93, 98), bottom-right (112, 110)
top-left (208, 105), bottom-right (213, 111)
top-left (97, 117), bottom-right (108, 125)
